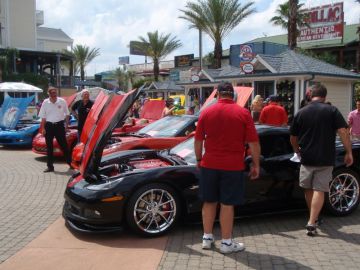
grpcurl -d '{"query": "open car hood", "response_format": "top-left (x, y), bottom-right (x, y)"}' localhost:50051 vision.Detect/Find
top-left (200, 86), bottom-right (254, 111)
top-left (80, 88), bottom-right (140, 178)
top-left (0, 95), bottom-right (34, 129)
top-left (140, 99), bottom-right (165, 120)
top-left (80, 91), bottom-right (111, 143)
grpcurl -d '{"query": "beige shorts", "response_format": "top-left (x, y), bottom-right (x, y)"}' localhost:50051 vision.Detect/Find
top-left (299, 165), bottom-right (333, 192)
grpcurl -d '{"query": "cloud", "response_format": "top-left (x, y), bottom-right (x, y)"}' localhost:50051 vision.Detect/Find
top-left (36, 0), bottom-right (360, 76)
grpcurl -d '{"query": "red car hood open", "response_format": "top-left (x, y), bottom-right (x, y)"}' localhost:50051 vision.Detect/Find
top-left (201, 86), bottom-right (254, 109)
top-left (140, 100), bottom-right (165, 120)
top-left (80, 91), bottom-right (111, 144)
top-left (80, 89), bottom-right (140, 178)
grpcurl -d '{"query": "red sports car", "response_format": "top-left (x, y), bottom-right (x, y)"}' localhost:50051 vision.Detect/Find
top-left (32, 94), bottom-right (78, 157)
top-left (32, 95), bottom-right (164, 157)
top-left (71, 86), bottom-right (254, 168)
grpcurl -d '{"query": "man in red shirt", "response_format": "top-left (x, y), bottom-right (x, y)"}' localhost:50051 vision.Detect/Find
top-left (259, 95), bottom-right (288, 126)
top-left (194, 81), bottom-right (260, 254)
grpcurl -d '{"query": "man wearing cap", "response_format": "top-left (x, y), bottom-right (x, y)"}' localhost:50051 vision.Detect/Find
top-left (194, 81), bottom-right (260, 254)
top-left (39, 87), bottom-right (72, 172)
top-left (259, 95), bottom-right (288, 126)
top-left (71, 89), bottom-right (94, 140)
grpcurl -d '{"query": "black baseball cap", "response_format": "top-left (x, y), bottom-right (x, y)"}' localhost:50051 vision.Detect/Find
top-left (217, 82), bottom-right (234, 94)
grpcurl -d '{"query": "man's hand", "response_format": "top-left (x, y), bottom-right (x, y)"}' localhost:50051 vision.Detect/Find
top-left (344, 152), bottom-right (353, 167)
top-left (41, 129), bottom-right (46, 136)
top-left (249, 164), bottom-right (260, 180)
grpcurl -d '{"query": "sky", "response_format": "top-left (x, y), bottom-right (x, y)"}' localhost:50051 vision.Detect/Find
top-left (36, 0), bottom-right (360, 76)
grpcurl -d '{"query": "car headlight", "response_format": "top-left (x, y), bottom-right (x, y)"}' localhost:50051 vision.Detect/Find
top-left (86, 177), bottom-right (124, 191)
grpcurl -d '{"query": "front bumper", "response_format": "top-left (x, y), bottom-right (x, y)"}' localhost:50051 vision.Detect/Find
top-left (63, 193), bottom-right (126, 233)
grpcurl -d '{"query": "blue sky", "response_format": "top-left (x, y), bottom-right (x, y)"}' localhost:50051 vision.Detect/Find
top-left (36, 0), bottom-right (360, 76)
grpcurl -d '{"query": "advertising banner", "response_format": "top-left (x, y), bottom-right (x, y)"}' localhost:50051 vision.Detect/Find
top-left (0, 95), bottom-right (34, 129)
top-left (129, 41), bottom-right (149, 56)
top-left (298, 2), bottom-right (344, 43)
top-left (174, 54), bottom-right (194, 67)
top-left (118, 56), bottom-right (130, 65)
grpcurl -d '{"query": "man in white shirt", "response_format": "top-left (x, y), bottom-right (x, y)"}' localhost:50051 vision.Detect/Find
top-left (38, 87), bottom-right (72, 172)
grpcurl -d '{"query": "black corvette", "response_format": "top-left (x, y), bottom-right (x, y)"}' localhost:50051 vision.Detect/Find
top-left (63, 89), bottom-right (360, 236)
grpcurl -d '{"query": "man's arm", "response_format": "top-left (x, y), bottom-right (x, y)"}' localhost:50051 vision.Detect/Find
top-left (194, 139), bottom-right (203, 167)
top-left (71, 101), bottom-right (78, 119)
top-left (290, 135), bottom-right (300, 153)
top-left (248, 141), bottom-right (260, 179)
top-left (337, 127), bottom-right (353, 167)
top-left (65, 115), bottom-right (70, 130)
top-left (40, 118), bottom-right (46, 136)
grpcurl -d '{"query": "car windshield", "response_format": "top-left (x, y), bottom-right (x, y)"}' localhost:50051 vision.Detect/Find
top-left (169, 137), bottom-right (195, 164)
top-left (137, 115), bottom-right (195, 137)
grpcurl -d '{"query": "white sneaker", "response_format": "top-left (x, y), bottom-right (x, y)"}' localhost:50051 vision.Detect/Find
top-left (220, 240), bottom-right (245, 254)
top-left (202, 237), bottom-right (215, 249)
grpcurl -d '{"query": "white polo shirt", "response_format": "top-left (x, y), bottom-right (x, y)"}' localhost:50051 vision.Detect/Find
top-left (38, 97), bottom-right (70, 123)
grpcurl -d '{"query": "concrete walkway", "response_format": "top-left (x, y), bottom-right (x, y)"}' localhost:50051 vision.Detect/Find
top-left (0, 217), bottom-right (167, 270)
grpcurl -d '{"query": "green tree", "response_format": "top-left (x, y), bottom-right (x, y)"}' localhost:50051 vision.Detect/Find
top-left (133, 31), bottom-right (182, 81)
top-left (269, 0), bottom-right (308, 49)
top-left (0, 48), bottom-right (19, 81)
top-left (114, 67), bottom-right (128, 91)
top-left (132, 77), bottom-right (153, 89)
top-left (67, 45), bottom-right (100, 81)
top-left (179, 0), bottom-right (255, 68)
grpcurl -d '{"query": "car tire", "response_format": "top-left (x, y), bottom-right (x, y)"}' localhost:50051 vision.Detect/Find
top-left (125, 183), bottom-right (181, 237)
top-left (325, 168), bottom-right (360, 216)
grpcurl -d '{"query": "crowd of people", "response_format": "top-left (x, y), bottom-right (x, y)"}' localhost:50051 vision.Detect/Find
top-left (36, 83), bottom-right (357, 254)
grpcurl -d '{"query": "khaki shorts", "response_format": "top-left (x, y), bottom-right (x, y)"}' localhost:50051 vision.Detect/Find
top-left (299, 165), bottom-right (333, 192)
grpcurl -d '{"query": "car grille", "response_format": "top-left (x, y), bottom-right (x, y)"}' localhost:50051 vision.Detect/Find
top-left (65, 201), bottom-right (81, 215)
top-left (34, 146), bottom-right (47, 152)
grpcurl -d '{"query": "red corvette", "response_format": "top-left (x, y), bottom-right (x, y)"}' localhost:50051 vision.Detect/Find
top-left (113, 99), bottom-right (165, 135)
top-left (32, 94), bottom-right (78, 157)
top-left (32, 96), bottom-right (164, 157)
top-left (71, 86), bottom-right (254, 168)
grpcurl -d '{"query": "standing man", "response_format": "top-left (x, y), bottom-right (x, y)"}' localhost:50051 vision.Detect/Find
top-left (194, 81), bottom-right (260, 254)
top-left (290, 83), bottom-right (353, 236)
top-left (39, 86), bottom-right (72, 172)
top-left (259, 95), bottom-right (288, 126)
top-left (71, 89), bottom-right (94, 140)
top-left (348, 99), bottom-right (360, 140)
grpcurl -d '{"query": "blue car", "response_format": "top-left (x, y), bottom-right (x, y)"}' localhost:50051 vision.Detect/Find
top-left (0, 95), bottom-right (77, 147)
top-left (0, 119), bottom-right (40, 147)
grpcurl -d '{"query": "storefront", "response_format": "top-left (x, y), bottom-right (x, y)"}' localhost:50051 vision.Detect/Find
top-left (177, 50), bottom-right (360, 120)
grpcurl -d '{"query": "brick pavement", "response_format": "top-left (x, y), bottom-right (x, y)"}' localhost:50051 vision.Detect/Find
top-left (158, 211), bottom-right (360, 270)
top-left (1, 147), bottom-right (360, 270)
top-left (0, 147), bottom-right (71, 263)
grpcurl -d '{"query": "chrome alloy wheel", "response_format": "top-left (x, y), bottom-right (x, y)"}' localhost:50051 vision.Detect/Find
top-left (329, 172), bottom-right (360, 213)
top-left (133, 188), bottom-right (177, 234)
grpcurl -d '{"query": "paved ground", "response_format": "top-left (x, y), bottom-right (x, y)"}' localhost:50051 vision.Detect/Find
top-left (0, 147), bottom-right (360, 270)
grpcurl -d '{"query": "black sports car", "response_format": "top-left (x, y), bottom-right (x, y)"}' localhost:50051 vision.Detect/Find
top-left (62, 89), bottom-right (360, 236)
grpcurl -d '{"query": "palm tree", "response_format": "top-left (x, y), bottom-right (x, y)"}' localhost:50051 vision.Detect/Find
top-left (114, 67), bottom-right (128, 91)
top-left (133, 31), bottom-right (182, 81)
top-left (270, 1), bottom-right (308, 49)
top-left (179, 0), bottom-right (255, 68)
top-left (70, 45), bottom-right (100, 81)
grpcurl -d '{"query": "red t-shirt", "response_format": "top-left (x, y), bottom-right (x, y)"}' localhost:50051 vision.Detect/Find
top-left (195, 99), bottom-right (258, 171)
top-left (259, 102), bottom-right (288, 126)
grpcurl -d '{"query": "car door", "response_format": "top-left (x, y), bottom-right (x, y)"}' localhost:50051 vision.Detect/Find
top-left (238, 133), bottom-right (302, 216)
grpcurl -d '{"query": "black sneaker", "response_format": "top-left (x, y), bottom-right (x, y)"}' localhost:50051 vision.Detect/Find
top-left (43, 167), bottom-right (54, 173)
top-left (305, 224), bottom-right (317, 236)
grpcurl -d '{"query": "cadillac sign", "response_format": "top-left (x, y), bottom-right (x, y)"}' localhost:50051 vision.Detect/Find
top-left (298, 2), bottom-right (344, 43)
